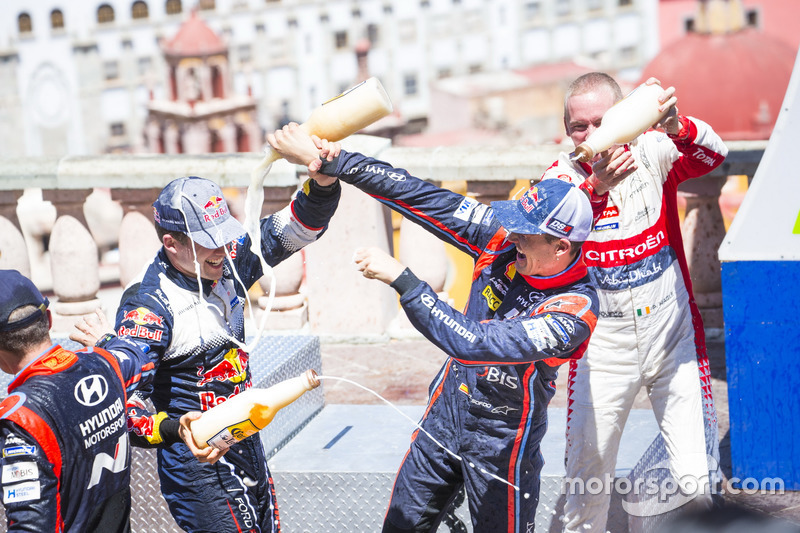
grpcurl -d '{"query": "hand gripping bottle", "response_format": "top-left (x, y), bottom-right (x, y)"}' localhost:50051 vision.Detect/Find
top-left (572, 82), bottom-right (669, 163)
top-left (190, 369), bottom-right (321, 451)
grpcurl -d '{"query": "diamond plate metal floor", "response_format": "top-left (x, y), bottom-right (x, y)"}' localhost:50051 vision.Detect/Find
top-left (269, 404), bottom-right (659, 532)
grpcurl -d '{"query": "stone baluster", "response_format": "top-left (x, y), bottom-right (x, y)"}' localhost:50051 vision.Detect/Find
top-left (0, 191), bottom-right (31, 276)
top-left (42, 189), bottom-right (101, 330)
top-left (390, 180), bottom-right (454, 337)
top-left (111, 188), bottom-right (162, 288)
top-left (678, 174), bottom-right (728, 329)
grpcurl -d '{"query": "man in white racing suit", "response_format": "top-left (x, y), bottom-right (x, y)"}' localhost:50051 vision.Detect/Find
top-left (539, 72), bottom-right (728, 532)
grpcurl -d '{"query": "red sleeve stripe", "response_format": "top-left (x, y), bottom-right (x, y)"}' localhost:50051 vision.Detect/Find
top-left (290, 202), bottom-right (324, 232)
top-left (5, 404), bottom-right (64, 529)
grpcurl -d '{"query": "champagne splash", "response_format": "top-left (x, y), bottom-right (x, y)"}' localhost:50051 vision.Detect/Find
top-left (318, 375), bottom-right (523, 493)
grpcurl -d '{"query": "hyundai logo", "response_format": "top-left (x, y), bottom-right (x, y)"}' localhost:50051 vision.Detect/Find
top-left (74, 375), bottom-right (109, 407)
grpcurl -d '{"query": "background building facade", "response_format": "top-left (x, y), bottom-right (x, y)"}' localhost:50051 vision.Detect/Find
top-left (0, 0), bottom-right (660, 156)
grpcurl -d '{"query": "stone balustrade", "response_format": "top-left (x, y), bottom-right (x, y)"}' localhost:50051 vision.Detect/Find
top-left (0, 137), bottom-right (766, 337)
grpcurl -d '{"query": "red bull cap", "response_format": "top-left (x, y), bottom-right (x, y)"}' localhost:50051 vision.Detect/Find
top-left (153, 176), bottom-right (246, 249)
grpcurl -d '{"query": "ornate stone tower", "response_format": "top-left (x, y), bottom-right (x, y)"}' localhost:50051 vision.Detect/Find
top-left (144, 10), bottom-right (261, 154)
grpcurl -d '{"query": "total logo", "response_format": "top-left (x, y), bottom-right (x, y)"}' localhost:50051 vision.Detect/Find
top-left (74, 375), bottom-right (109, 407)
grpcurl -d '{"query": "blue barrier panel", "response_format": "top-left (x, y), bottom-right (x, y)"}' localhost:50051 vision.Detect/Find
top-left (719, 44), bottom-right (800, 491)
top-left (722, 261), bottom-right (800, 489)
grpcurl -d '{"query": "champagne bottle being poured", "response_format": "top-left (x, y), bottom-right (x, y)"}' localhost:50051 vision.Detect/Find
top-left (190, 369), bottom-right (321, 451)
top-left (571, 82), bottom-right (669, 163)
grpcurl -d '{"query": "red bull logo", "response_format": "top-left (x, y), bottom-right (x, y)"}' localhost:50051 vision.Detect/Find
top-left (204, 196), bottom-right (223, 210)
top-left (519, 186), bottom-right (539, 213)
top-left (122, 307), bottom-right (164, 327)
top-left (197, 348), bottom-right (249, 386)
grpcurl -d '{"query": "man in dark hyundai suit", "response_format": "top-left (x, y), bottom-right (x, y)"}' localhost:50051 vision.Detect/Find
top-left (0, 269), bottom-right (155, 532)
top-left (269, 124), bottom-right (600, 533)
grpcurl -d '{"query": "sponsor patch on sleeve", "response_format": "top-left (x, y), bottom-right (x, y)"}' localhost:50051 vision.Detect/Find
top-left (3, 481), bottom-right (41, 504)
top-left (453, 198), bottom-right (479, 222)
top-left (544, 314), bottom-right (570, 344)
top-left (521, 318), bottom-right (559, 351)
top-left (2, 462), bottom-right (39, 484)
top-left (2, 446), bottom-right (36, 459)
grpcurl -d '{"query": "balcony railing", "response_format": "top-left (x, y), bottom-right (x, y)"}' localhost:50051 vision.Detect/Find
top-left (0, 136), bottom-right (766, 337)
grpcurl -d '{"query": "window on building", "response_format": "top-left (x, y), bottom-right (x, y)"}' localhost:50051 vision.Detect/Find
top-left (320, 13), bottom-right (329, 24)
top-left (122, 38), bottom-right (133, 49)
top-left (51, 9), bottom-right (64, 30)
top-left (587, 0), bottom-right (603, 11)
top-left (97, 4), bottom-right (115, 24)
top-left (166, 0), bottom-right (182, 15)
top-left (132, 1), bottom-right (149, 19)
top-left (420, 0), bottom-right (430, 8)
top-left (256, 23), bottom-right (265, 33)
top-left (266, 0), bottom-right (281, 3)
top-left (383, 4), bottom-right (393, 14)
top-left (469, 64), bottom-right (482, 74)
top-left (198, 0), bottom-right (215, 10)
top-left (746, 9), bottom-right (759, 27)
top-left (239, 44), bottom-right (252, 64)
top-left (618, 0), bottom-right (632, 6)
top-left (437, 67), bottom-right (452, 79)
top-left (685, 18), bottom-right (695, 33)
top-left (352, 8), bottom-right (361, 18)
top-left (334, 31), bottom-right (348, 49)
top-left (404, 74), bottom-right (418, 96)
top-left (556, 0), bottom-right (571, 16)
top-left (18, 13), bottom-right (32, 34)
top-left (104, 60), bottom-right (119, 80)
top-left (367, 23), bottom-right (379, 44)
top-left (111, 123), bottom-right (126, 136)
top-left (524, 2), bottom-right (541, 20)
top-left (138, 56), bottom-right (152, 75)
top-left (288, 18), bottom-right (298, 28)
top-left (619, 45), bottom-right (636, 62)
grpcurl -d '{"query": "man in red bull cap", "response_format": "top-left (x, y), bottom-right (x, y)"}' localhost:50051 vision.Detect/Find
top-left (270, 127), bottom-right (600, 533)
top-left (70, 132), bottom-right (341, 533)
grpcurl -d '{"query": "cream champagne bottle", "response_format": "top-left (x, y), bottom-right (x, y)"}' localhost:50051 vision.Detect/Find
top-left (572, 82), bottom-right (670, 163)
top-left (190, 369), bottom-right (321, 451)
top-left (256, 76), bottom-right (393, 169)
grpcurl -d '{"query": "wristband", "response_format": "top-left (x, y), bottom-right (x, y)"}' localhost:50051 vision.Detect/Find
top-left (581, 177), bottom-right (607, 199)
top-left (95, 333), bottom-right (117, 349)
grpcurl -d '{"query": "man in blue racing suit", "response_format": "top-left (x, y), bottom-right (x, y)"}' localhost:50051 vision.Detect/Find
top-left (71, 143), bottom-right (341, 533)
top-left (0, 269), bottom-right (158, 532)
top-left (270, 125), bottom-right (600, 533)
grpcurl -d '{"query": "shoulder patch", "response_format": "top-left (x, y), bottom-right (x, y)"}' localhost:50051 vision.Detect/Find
top-left (2, 462), bottom-right (39, 484)
top-left (2, 446), bottom-right (36, 459)
top-left (3, 481), bottom-right (40, 504)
